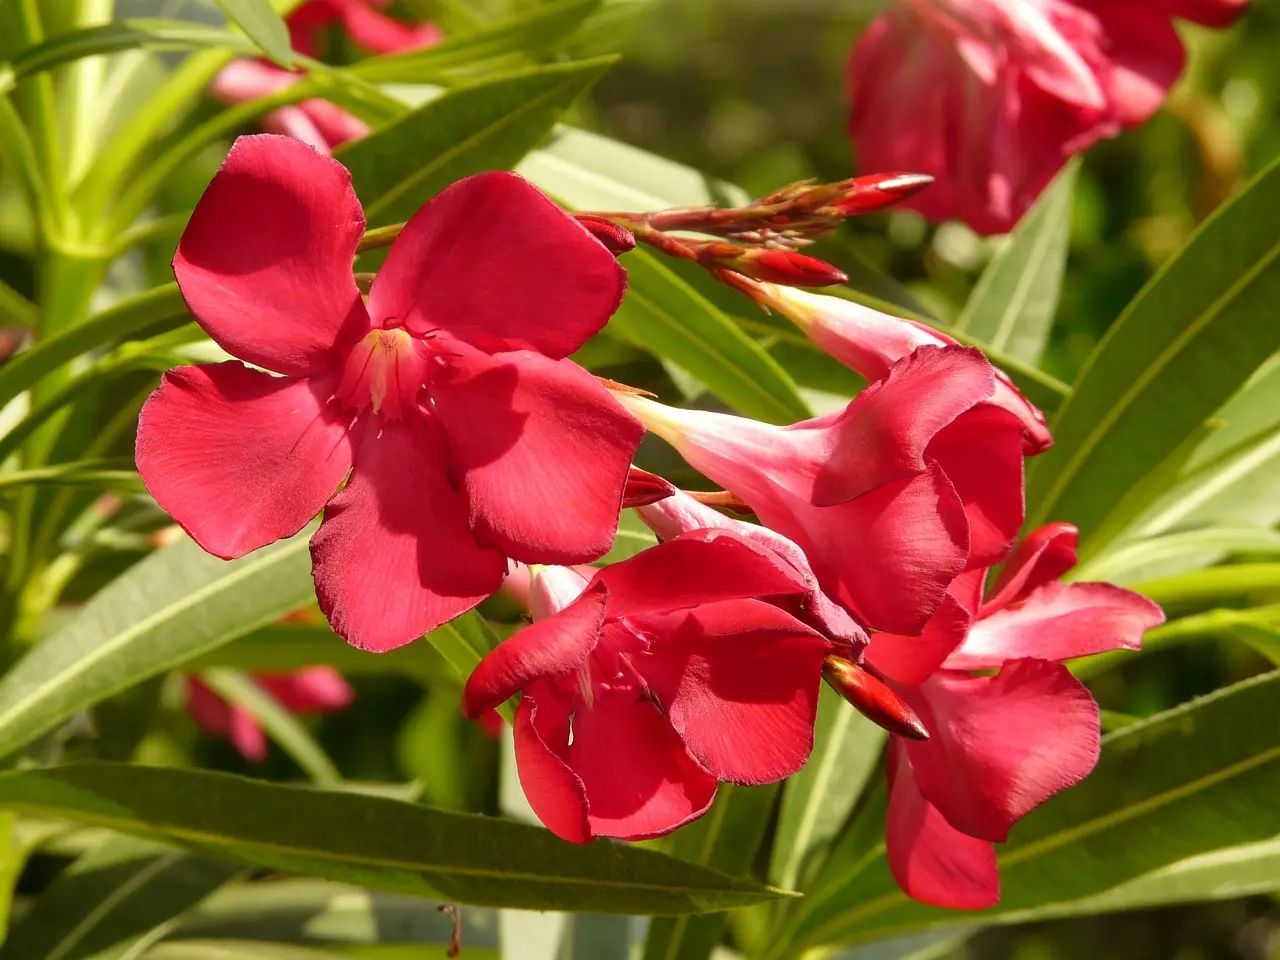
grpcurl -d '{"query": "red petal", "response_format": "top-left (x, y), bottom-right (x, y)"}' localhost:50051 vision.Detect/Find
top-left (926, 405), bottom-right (1026, 569)
top-left (461, 586), bottom-right (607, 718)
top-left (885, 741), bottom-right (999, 909)
top-left (257, 667), bottom-right (355, 713)
top-left (514, 685), bottom-right (592, 843)
top-left (369, 172), bottom-right (625, 359)
top-left (228, 707), bottom-right (269, 763)
top-left (335, 0), bottom-right (443, 53)
top-left (813, 345), bottom-right (995, 506)
top-left (985, 522), bottom-right (1079, 612)
top-left (867, 592), bottom-right (972, 686)
top-left (431, 349), bottom-right (643, 564)
top-left (568, 690), bottom-right (717, 841)
top-left (906, 660), bottom-right (1101, 843)
top-left (949, 581), bottom-right (1164, 670)
top-left (639, 599), bottom-right (827, 783)
top-left (173, 135), bottom-right (368, 377)
top-left (310, 416), bottom-right (506, 651)
top-left (136, 363), bottom-right (353, 560)
top-left (592, 533), bottom-right (811, 620)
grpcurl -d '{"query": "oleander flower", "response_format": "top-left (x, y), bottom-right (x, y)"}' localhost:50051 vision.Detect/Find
top-left (136, 134), bottom-right (642, 651)
top-left (846, 0), bottom-right (1247, 233)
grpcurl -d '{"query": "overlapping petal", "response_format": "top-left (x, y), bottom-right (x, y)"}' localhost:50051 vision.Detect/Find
top-left (513, 684), bottom-right (592, 843)
top-left (985, 522), bottom-right (1079, 610)
top-left (369, 171), bottom-right (626, 359)
top-left (173, 135), bottom-right (368, 376)
top-left (136, 363), bottom-right (354, 560)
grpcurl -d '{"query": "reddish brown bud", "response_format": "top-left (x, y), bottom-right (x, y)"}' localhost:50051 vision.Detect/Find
top-left (574, 214), bottom-right (637, 256)
top-left (734, 249), bottom-right (847, 287)
top-left (622, 466), bottom-right (677, 508)
top-left (834, 173), bottom-right (934, 215)
top-left (823, 655), bottom-right (929, 740)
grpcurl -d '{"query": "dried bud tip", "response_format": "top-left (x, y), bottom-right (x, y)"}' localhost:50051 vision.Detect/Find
top-left (684, 489), bottom-right (753, 515)
top-left (623, 466), bottom-right (677, 508)
top-left (574, 214), bottom-right (637, 256)
top-left (596, 375), bottom-right (655, 398)
top-left (823, 656), bottom-right (929, 740)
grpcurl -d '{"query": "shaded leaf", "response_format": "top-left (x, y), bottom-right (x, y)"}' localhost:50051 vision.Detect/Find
top-left (211, 1), bottom-right (293, 65)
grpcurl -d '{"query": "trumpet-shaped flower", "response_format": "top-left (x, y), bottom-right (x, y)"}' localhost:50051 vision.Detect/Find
top-left (462, 535), bottom-right (833, 842)
top-left (868, 523), bottom-right (1165, 908)
top-left (618, 345), bottom-right (1023, 635)
top-left (846, 0), bottom-right (1247, 233)
top-left (137, 135), bottom-right (642, 651)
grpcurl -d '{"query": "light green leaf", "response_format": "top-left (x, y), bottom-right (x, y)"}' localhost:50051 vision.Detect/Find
top-left (953, 159), bottom-right (1077, 365)
top-left (785, 669), bottom-right (1280, 950)
top-left (147, 942), bottom-right (344, 960)
top-left (185, 626), bottom-right (447, 683)
top-left (420, 612), bottom-right (513, 723)
top-left (0, 458), bottom-right (140, 493)
top-left (1072, 527), bottom-right (1280, 584)
top-left (0, 764), bottom-right (787, 915)
top-left (0, 534), bottom-right (317, 761)
top-left (0, 835), bottom-right (243, 960)
top-left (598, 511), bottom-right (658, 565)
top-left (1133, 562), bottom-right (1280, 609)
top-left (1025, 154), bottom-right (1280, 555)
top-left (339, 59), bottom-right (616, 225)
top-left (197, 670), bottom-right (342, 786)
top-left (770, 687), bottom-right (885, 892)
top-left (610, 250), bottom-right (810, 423)
top-left (211, 0), bottom-right (293, 66)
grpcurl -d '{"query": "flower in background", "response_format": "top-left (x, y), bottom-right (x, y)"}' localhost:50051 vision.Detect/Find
top-left (462, 536), bottom-right (835, 842)
top-left (136, 135), bottom-right (641, 651)
top-left (186, 667), bottom-right (354, 762)
top-left (846, 0), bottom-right (1248, 234)
top-left (862, 522), bottom-right (1164, 908)
top-left (618, 344), bottom-right (1024, 636)
top-left (211, 0), bottom-right (442, 153)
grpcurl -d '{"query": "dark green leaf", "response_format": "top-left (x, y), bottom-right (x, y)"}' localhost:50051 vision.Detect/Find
top-left (0, 764), bottom-right (787, 915)
top-left (211, 1), bottom-right (293, 66)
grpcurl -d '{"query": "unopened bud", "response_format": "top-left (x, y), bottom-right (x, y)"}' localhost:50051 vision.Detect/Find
top-left (823, 655), bottom-right (929, 740)
top-left (622, 466), bottom-right (677, 508)
top-left (574, 214), bottom-right (637, 256)
top-left (833, 173), bottom-right (934, 216)
top-left (716, 248), bottom-right (847, 288)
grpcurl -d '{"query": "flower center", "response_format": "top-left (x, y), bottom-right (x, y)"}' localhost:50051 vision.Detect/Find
top-left (334, 327), bottom-right (433, 420)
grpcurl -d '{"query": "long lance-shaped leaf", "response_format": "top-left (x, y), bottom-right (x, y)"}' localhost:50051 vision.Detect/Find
top-left (0, 764), bottom-right (787, 915)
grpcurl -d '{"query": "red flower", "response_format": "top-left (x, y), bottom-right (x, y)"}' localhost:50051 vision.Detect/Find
top-left (748, 283), bottom-right (1051, 454)
top-left (846, 0), bottom-right (1247, 234)
top-left (137, 135), bottom-right (642, 651)
top-left (618, 344), bottom-right (1024, 635)
top-left (461, 535), bottom-right (833, 842)
top-left (863, 523), bottom-right (1165, 908)
top-left (186, 667), bottom-right (354, 762)
top-left (286, 0), bottom-right (443, 57)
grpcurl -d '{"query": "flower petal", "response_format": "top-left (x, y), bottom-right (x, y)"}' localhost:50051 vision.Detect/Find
top-left (431, 349), bottom-right (644, 564)
top-left (640, 599), bottom-right (828, 784)
top-left (369, 172), bottom-right (625, 359)
top-left (257, 667), bottom-right (355, 713)
top-left (136, 362), bottom-right (353, 560)
top-left (867, 592), bottom-right (972, 686)
top-left (984, 522), bottom-right (1079, 612)
top-left (885, 740), bottom-right (999, 910)
top-left (461, 585), bottom-right (607, 718)
top-left (906, 660), bottom-right (1101, 843)
top-left (333, 0), bottom-right (443, 53)
top-left (514, 683), bottom-right (592, 843)
top-left (949, 581), bottom-right (1164, 671)
top-left (568, 690), bottom-right (717, 841)
top-left (173, 135), bottom-right (368, 377)
top-left (310, 415), bottom-right (506, 652)
top-left (813, 345), bottom-right (996, 506)
top-left (591, 534), bottom-right (811, 620)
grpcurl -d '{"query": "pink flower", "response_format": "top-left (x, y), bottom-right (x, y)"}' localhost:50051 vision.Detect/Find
top-left (286, 0), bottom-right (443, 57)
top-left (748, 283), bottom-right (1052, 454)
top-left (461, 535), bottom-right (834, 842)
top-left (136, 135), bottom-right (643, 651)
top-left (186, 667), bottom-right (354, 762)
top-left (846, 0), bottom-right (1247, 234)
top-left (865, 523), bottom-right (1165, 908)
top-left (617, 344), bottom-right (1025, 635)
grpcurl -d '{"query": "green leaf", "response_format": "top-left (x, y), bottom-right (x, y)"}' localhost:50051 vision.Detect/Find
top-left (0, 534), bottom-right (317, 761)
top-left (610, 250), bottom-right (810, 423)
top-left (349, 0), bottom-right (602, 82)
top-left (197, 670), bottom-right (343, 786)
top-left (953, 159), bottom-right (1077, 365)
top-left (1073, 527), bottom-right (1280, 584)
top-left (186, 626), bottom-right (447, 683)
top-left (147, 942), bottom-right (345, 960)
top-left (0, 458), bottom-right (141, 493)
top-left (1133, 562), bottom-right (1280, 609)
top-left (420, 612), bottom-right (513, 723)
top-left (769, 687), bottom-right (885, 892)
top-left (0, 764), bottom-right (787, 915)
top-left (785, 669), bottom-right (1280, 950)
top-left (1024, 154), bottom-right (1280, 555)
top-left (642, 784), bottom-right (782, 960)
top-left (0, 835), bottom-right (243, 960)
top-left (339, 59), bottom-right (616, 225)
top-left (211, 1), bottom-right (293, 66)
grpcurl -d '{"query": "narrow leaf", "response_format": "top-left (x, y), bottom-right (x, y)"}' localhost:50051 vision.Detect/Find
top-left (211, 1), bottom-right (293, 66)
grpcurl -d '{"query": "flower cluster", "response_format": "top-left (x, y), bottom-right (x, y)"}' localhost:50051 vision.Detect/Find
top-left (847, 0), bottom-right (1247, 233)
top-left (139, 131), bottom-right (1163, 908)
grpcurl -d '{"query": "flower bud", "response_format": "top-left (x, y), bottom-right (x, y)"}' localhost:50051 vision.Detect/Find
top-left (832, 173), bottom-right (934, 216)
top-left (823, 655), bottom-right (929, 740)
top-left (700, 244), bottom-right (847, 288)
top-left (573, 214), bottom-right (637, 256)
top-left (622, 466), bottom-right (677, 508)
